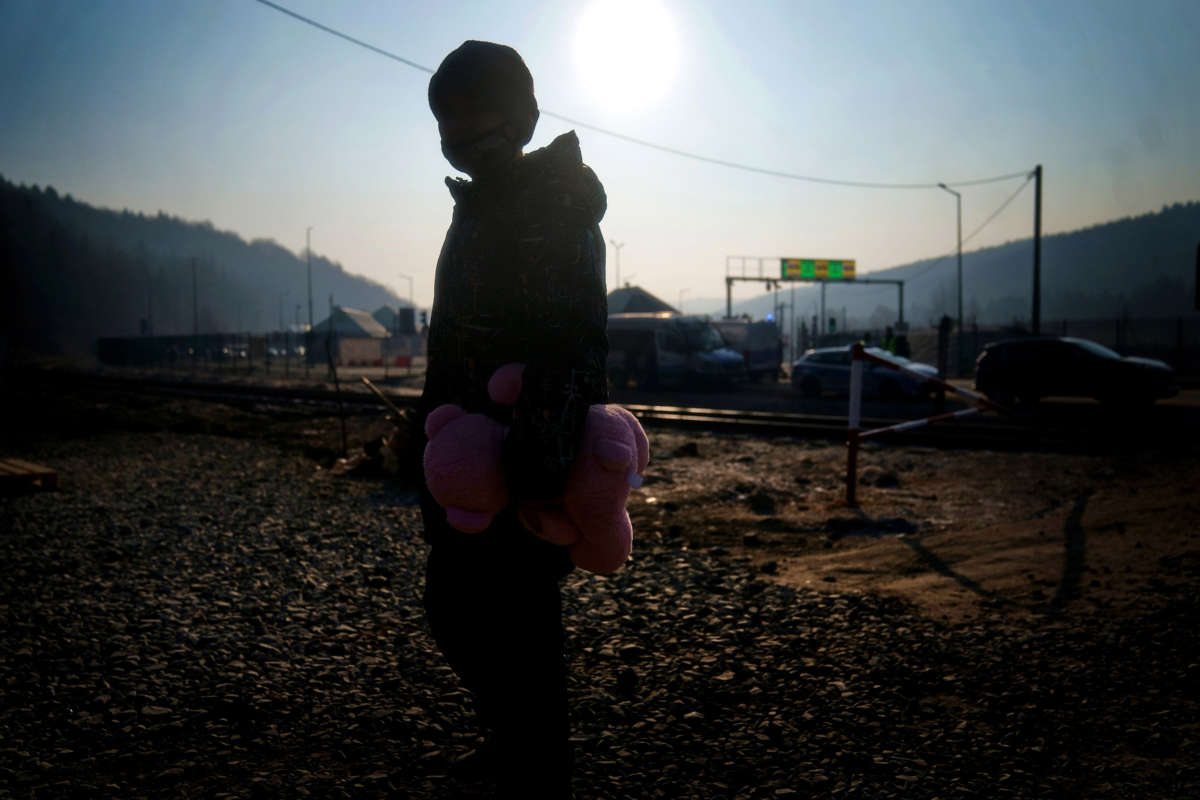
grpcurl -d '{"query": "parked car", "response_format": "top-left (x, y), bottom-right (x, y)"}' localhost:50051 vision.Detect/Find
top-left (974, 336), bottom-right (1178, 406)
top-left (607, 312), bottom-right (746, 388)
top-left (790, 345), bottom-right (937, 400)
top-left (711, 318), bottom-right (783, 381)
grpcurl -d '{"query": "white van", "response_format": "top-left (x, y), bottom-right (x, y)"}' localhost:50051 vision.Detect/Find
top-left (607, 312), bottom-right (746, 389)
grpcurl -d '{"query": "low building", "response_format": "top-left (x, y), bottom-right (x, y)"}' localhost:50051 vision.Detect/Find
top-left (372, 304), bottom-right (417, 336)
top-left (309, 306), bottom-right (389, 366)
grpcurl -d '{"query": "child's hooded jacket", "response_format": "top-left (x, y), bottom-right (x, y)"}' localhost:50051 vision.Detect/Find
top-left (418, 130), bottom-right (609, 526)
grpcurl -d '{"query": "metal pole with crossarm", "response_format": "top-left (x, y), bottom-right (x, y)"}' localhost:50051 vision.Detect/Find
top-left (305, 226), bottom-right (313, 377)
top-left (1032, 164), bottom-right (1043, 334)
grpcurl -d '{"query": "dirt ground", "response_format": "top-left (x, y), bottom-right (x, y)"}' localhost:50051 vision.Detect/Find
top-left (627, 428), bottom-right (1200, 627)
top-left (10, 369), bottom-right (1198, 633)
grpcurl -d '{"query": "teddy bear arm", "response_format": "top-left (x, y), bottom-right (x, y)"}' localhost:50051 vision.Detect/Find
top-left (519, 507), bottom-right (582, 547)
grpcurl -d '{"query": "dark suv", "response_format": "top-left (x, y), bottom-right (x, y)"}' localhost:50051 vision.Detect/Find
top-left (974, 336), bottom-right (1178, 406)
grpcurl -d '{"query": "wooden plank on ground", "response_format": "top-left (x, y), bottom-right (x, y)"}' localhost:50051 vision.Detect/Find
top-left (0, 458), bottom-right (58, 492)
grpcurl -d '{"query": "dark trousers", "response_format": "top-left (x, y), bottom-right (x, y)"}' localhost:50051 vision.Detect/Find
top-left (422, 502), bottom-right (574, 799)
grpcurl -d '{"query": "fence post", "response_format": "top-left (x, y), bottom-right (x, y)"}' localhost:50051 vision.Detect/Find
top-left (846, 343), bottom-right (864, 506)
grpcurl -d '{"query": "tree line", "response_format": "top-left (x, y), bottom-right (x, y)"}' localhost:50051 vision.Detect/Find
top-left (0, 176), bottom-right (407, 356)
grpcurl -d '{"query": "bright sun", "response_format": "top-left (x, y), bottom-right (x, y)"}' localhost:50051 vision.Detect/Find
top-left (573, 0), bottom-right (681, 112)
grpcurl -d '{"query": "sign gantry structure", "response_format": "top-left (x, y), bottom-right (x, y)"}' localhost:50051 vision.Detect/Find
top-left (723, 256), bottom-right (906, 334)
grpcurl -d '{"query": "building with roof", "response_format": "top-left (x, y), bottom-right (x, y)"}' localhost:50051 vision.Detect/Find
top-left (372, 304), bottom-right (417, 337)
top-left (309, 306), bottom-right (389, 366)
top-left (607, 285), bottom-right (678, 315)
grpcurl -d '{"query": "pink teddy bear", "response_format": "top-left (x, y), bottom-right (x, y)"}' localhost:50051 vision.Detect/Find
top-left (423, 364), bottom-right (649, 574)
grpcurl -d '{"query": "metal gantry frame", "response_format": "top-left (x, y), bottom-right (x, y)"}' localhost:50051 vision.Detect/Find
top-left (723, 256), bottom-right (906, 331)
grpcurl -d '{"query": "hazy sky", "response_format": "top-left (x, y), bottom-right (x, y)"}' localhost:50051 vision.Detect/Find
top-left (3, 0), bottom-right (1198, 312)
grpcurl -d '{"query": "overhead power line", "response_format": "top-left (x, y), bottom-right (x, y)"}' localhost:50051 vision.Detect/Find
top-left (252, 0), bottom-right (1030, 190)
top-left (905, 174), bottom-right (1035, 282)
top-left (963, 173), bottom-right (1035, 246)
top-left (538, 109), bottom-right (1029, 189)
top-left (255, 0), bottom-right (433, 73)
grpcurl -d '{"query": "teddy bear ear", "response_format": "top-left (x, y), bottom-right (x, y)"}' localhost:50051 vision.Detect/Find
top-left (632, 415), bottom-right (650, 473)
top-left (616, 407), bottom-right (650, 473)
top-left (425, 404), bottom-right (466, 439)
top-left (488, 363), bottom-right (525, 406)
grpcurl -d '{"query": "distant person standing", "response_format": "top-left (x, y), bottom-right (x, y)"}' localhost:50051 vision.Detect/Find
top-left (883, 326), bottom-right (896, 354)
top-left (415, 41), bottom-right (609, 798)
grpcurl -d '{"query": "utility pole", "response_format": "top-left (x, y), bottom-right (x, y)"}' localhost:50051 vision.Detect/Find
top-left (1032, 164), bottom-right (1043, 335)
top-left (938, 183), bottom-right (963, 374)
top-left (327, 293), bottom-right (335, 378)
top-left (820, 282), bottom-right (826, 336)
top-left (191, 257), bottom-right (199, 372)
top-left (192, 257), bottom-right (198, 337)
top-left (609, 239), bottom-right (624, 289)
top-left (306, 226), bottom-right (313, 377)
top-left (138, 243), bottom-right (152, 336)
top-left (789, 285), bottom-right (795, 364)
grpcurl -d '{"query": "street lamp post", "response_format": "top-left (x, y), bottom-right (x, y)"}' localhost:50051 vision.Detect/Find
top-left (678, 288), bottom-right (688, 314)
top-left (305, 226), bottom-right (313, 377)
top-left (278, 290), bottom-right (288, 377)
top-left (937, 183), bottom-right (963, 375)
top-left (396, 273), bottom-right (414, 331)
top-left (396, 272), bottom-right (414, 376)
top-left (609, 239), bottom-right (624, 290)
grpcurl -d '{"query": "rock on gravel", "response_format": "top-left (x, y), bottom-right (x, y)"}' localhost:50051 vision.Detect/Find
top-left (1, 431), bottom-right (1197, 799)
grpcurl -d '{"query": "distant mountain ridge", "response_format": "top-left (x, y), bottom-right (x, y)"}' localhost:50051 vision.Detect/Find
top-left (698, 201), bottom-right (1200, 330)
top-left (0, 176), bottom-right (409, 354)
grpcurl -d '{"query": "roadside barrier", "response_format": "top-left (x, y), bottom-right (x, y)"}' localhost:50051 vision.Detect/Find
top-left (846, 342), bottom-right (1009, 505)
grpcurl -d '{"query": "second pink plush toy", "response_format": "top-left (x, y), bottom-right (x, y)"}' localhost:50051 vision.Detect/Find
top-left (518, 402), bottom-right (649, 574)
top-left (422, 363), bottom-right (649, 574)
top-left (422, 363), bottom-right (525, 533)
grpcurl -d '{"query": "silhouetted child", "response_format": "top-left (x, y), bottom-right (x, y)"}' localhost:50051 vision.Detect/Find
top-left (416, 40), bottom-right (608, 799)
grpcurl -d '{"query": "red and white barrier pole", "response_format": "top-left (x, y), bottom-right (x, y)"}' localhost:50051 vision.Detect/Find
top-left (858, 407), bottom-right (981, 440)
top-left (851, 345), bottom-right (1009, 415)
top-left (844, 342), bottom-right (1009, 506)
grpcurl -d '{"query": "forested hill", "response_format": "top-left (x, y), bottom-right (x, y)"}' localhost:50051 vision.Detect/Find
top-left (3, 175), bottom-right (1196, 355)
top-left (0, 177), bottom-right (409, 355)
top-left (712, 201), bottom-right (1200, 328)
top-left (881, 200), bottom-right (1200, 325)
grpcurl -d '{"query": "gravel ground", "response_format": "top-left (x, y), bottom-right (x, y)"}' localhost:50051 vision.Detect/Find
top-left (1, 388), bottom-right (1198, 798)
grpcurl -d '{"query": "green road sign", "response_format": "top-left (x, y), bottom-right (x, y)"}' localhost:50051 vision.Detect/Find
top-left (781, 258), bottom-right (856, 281)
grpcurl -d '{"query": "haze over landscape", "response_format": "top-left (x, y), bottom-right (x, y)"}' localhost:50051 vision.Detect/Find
top-left (2, 0), bottom-right (1198, 327)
